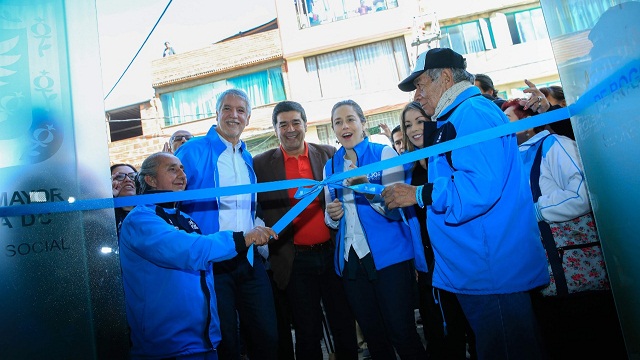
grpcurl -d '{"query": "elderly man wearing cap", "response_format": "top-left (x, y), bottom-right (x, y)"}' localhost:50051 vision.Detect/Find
top-left (382, 48), bottom-right (549, 360)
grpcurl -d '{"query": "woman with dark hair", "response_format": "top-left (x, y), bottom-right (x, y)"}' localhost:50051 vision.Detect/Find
top-left (400, 101), bottom-right (475, 359)
top-left (110, 163), bottom-right (137, 235)
top-left (323, 100), bottom-right (426, 359)
top-left (539, 86), bottom-right (566, 107)
top-left (502, 98), bottom-right (624, 359)
top-left (539, 85), bottom-right (574, 140)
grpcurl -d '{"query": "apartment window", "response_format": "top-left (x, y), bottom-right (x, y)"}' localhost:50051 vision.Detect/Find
top-left (160, 67), bottom-right (286, 126)
top-left (304, 38), bottom-right (410, 98)
top-left (440, 21), bottom-right (486, 55)
top-left (506, 8), bottom-right (549, 45)
top-left (316, 110), bottom-right (401, 146)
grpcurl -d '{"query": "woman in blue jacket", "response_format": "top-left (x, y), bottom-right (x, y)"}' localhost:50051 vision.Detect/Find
top-left (323, 100), bottom-right (426, 359)
top-left (119, 152), bottom-right (276, 359)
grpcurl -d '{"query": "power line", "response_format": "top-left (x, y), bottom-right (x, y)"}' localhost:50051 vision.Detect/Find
top-left (104, 0), bottom-right (173, 100)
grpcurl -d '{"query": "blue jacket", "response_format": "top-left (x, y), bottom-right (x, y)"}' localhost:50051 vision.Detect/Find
top-left (119, 204), bottom-right (238, 359)
top-left (175, 125), bottom-right (257, 235)
top-left (325, 138), bottom-right (420, 274)
top-left (427, 86), bottom-right (549, 294)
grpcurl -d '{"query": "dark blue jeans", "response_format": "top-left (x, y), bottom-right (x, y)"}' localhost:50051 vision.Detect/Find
top-left (456, 292), bottom-right (545, 360)
top-left (287, 244), bottom-right (358, 360)
top-left (418, 271), bottom-right (474, 360)
top-left (343, 252), bottom-right (426, 360)
top-left (213, 252), bottom-right (278, 360)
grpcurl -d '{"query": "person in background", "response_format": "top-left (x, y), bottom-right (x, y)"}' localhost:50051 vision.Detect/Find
top-left (400, 101), bottom-right (474, 359)
top-left (518, 80), bottom-right (575, 140)
top-left (357, 0), bottom-right (371, 15)
top-left (254, 100), bottom-right (357, 360)
top-left (520, 79), bottom-right (551, 114)
top-left (474, 73), bottom-right (505, 108)
top-left (391, 125), bottom-right (404, 154)
top-left (539, 85), bottom-right (574, 140)
top-left (373, 0), bottom-right (386, 11)
top-left (163, 41), bottom-right (175, 57)
top-left (502, 98), bottom-right (625, 360)
top-left (378, 123), bottom-right (393, 141)
top-left (111, 163), bottom-right (137, 235)
top-left (163, 130), bottom-right (193, 153)
top-left (119, 152), bottom-right (276, 360)
top-left (367, 124), bottom-right (393, 147)
top-left (175, 88), bottom-right (278, 360)
top-left (385, 48), bottom-right (549, 360)
top-left (324, 99), bottom-right (426, 360)
top-left (539, 85), bottom-right (566, 108)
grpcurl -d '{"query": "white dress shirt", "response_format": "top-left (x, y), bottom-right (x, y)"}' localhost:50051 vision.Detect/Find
top-left (324, 146), bottom-right (404, 261)
top-left (217, 136), bottom-right (254, 233)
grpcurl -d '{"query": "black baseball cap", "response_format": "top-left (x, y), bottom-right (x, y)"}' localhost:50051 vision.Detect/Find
top-left (398, 48), bottom-right (467, 92)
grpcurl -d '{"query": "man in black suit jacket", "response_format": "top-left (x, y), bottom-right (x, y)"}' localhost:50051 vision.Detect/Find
top-left (254, 101), bottom-right (358, 360)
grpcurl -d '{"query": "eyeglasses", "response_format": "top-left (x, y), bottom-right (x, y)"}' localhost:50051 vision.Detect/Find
top-left (171, 135), bottom-right (193, 143)
top-left (112, 172), bottom-right (138, 181)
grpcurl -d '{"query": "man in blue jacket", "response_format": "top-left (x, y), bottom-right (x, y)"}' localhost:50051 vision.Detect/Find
top-left (175, 89), bottom-right (278, 360)
top-left (119, 152), bottom-right (276, 359)
top-left (382, 48), bottom-right (549, 360)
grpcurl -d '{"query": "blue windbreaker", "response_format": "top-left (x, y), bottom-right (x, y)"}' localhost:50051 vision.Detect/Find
top-left (119, 204), bottom-right (238, 359)
top-left (427, 86), bottom-right (549, 294)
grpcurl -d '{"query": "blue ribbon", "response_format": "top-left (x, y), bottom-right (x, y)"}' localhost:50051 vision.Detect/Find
top-left (3, 58), bottom-right (638, 233)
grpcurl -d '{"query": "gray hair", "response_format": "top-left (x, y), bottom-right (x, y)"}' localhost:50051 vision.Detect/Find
top-left (216, 88), bottom-right (252, 116)
top-left (137, 152), bottom-right (170, 194)
top-left (425, 68), bottom-right (475, 84)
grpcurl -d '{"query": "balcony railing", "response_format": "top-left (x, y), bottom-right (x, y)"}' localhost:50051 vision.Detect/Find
top-left (295, 0), bottom-right (398, 29)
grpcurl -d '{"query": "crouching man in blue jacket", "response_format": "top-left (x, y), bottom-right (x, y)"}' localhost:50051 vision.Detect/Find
top-left (119, 152), bottom-right (277, 360)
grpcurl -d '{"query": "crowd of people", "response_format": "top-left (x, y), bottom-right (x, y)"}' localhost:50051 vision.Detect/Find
top-left (109, 48), bottom-right (625, 360)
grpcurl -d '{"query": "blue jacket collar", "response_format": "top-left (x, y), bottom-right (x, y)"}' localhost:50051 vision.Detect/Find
top-left (336, 137), bottom-right (370, 165)
top-left (437, 86), bottom-right (482, 122)
top-left (206, 124), bottom-right (248, 154)
top-left (352, 136), bottom-right (371, 156)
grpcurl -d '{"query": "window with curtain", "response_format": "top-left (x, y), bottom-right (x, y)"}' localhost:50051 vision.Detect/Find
top-left (160, 67), bottom-right (286, 126)
top-left (506, 8), bottom-right (550, 45)
top-left (304, 37), bottom-right (410, 98)
top-left (440, 21), bottom-right (486, 55)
